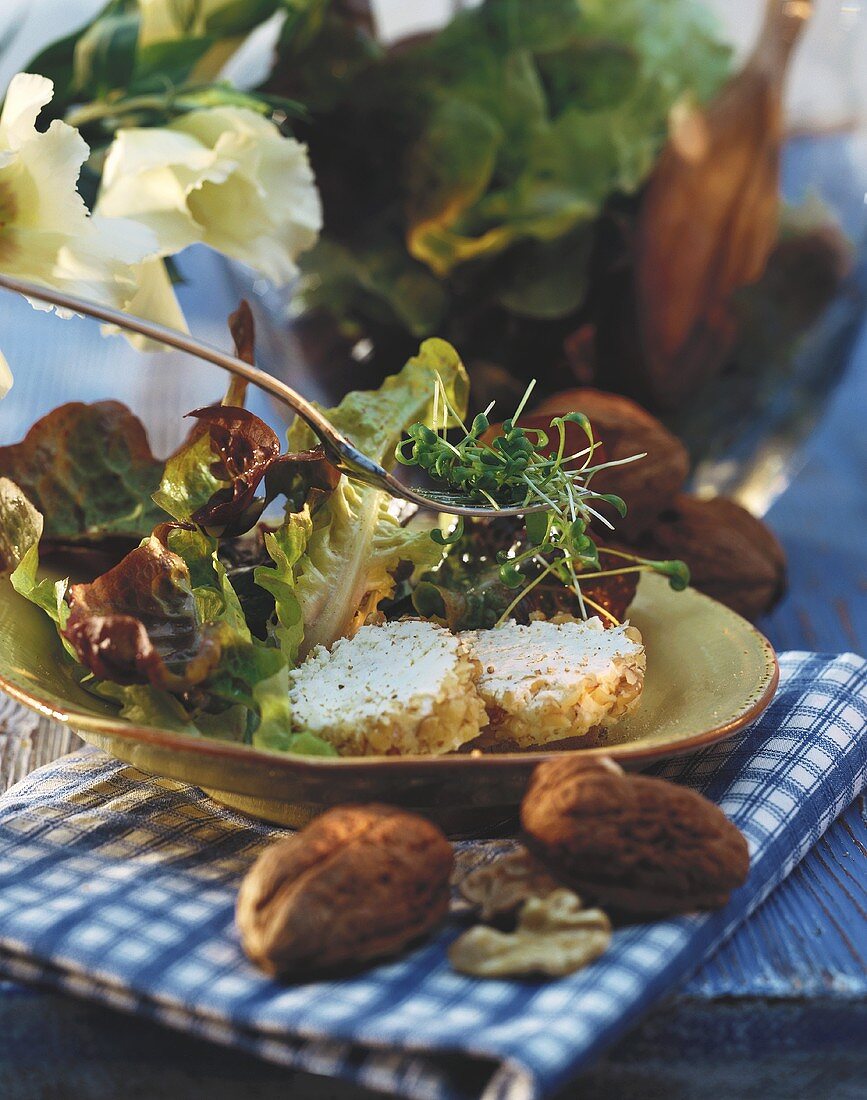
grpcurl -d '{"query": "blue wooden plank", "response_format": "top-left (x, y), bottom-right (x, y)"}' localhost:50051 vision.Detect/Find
top-left (756, 317), bottom-right (867, 656)
top-left (685, 313), bottom-right (867, 1001)
top-left (582, 999), bottom-right (867, 1099)
top-left (683, 796), bottom-right (867, 999)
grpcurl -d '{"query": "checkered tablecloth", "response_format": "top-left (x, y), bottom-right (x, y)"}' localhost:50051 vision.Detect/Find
top-left (0, 650), bottom-right (863, 1100)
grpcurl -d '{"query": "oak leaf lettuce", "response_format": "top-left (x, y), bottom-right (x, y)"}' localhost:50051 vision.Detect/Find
top-left (0, 402), bottom-right (164, 544)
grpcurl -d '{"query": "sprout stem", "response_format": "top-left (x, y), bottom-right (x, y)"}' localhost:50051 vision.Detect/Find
top-left (580, 594), bottom-right (620, 626)
top-left (399, 378), bottom-right (687, 624)
top-left (495, 560), bottom-right (559, 625)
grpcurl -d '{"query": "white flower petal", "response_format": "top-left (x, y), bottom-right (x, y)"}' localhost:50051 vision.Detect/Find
top-left (7, 213), bottom-right (154, 310)
top-left (188, 171), bottom-right (271, 247)
top-left (87, 214), bottom-right (159, 267)
top-left (97, 106), bottom-right (321, 287)
top-left (0, 74), bottom-right (54, 151)
top-left (103, 257), bottom-right (189, 351)
top-left (98, 129), bottom-right (237, 256)
top-left (127, 257), bottom-right (188, 329)
top-left (101, 127), bottom-right (217, 186)
top-left (172, 104), bottom-right (274, 148)
top-left (254, 135), bottom-right (322, 237)
top-left (12, 120), bottom-right (91, 229)
top-left (98, 166), bottom-right (205, 256)
top-left (3, 226), bottom-right (80, 284)
top-left (0, 72), bottom-right (157, 328)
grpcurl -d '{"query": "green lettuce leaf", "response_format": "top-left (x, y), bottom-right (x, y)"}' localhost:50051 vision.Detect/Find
top-left (194, 704), bottom-right (251, 743)
top-left (577, 0), bottom-right (730, 106)
top-left (0, 479), bottom-right (43, 574)
top-left (83, 585), bottom-right (332, 754)
top-left (0, 468), bottom-right (329, 755)
top-left (89, 680), bottom-right (202, 735)
top-left (153, 376), bottom-right (338, 537)
top-left (405, 97), bottom-right (506, 277)
top-left (152, 431), bottom-right (226, 525)
top-left (286, 337), bottom-right (469, 461)
top-left (403, 0), bottom-right (729, 281)
top-left (495, 227), bottom-right (594, 319)
top-left (298, 238), bottom-right (448, 338)
top-left (162, 525), bottom-right (249, 634)
top-left (11, 547), bottom-right (70, 630)
top-left (0, 478), bottom-right (69, 629)
top-left (275, 338), bottom-right (468, 655)
top-left (293, 479), bottom-right (446, 656)
top-left (200, 624), bottom-right (287, 733)
top-left (198, 624), bottom-right (335, 754)
top-left (253, 515), bottom-right (312, 664)
top-left (214, 528), bottom-right (280, 641)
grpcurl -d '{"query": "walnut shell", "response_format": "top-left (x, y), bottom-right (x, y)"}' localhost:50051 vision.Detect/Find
top-left (236, 804), bottom-right (453, 977)
top-left (529, 389), bottom-right (689, 538)
top-left (521, 756), bottom-right (749, 916)
top-left (636, 494), bottom-right (786, 620)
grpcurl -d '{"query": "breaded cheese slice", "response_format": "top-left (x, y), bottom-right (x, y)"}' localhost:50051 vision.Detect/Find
top-left (288, 619), bottom-right (488, 756)
top-left (463, 618), bottom-right (645, 750)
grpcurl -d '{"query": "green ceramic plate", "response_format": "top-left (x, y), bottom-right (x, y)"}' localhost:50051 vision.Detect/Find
top-left (0, 573), bottom-right (778, 834)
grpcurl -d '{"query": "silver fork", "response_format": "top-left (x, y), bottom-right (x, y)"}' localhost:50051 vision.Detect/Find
top-left (0, 274), bottom-right (545, 518)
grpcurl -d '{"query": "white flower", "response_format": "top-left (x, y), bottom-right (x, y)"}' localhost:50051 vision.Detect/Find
top-left (96, 106), bottom-right (322, 286)
top-left (0, 73), bottom-right (186, 371)
top-left (0, 73), bottom-right (155, 311)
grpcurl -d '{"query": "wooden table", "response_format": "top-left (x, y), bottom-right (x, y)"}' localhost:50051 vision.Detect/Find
top-left (0, 247), bottom-right (864, 1098)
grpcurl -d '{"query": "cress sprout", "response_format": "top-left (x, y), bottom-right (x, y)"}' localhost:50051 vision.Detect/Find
top-left (396, 378), bottom-right (690, 624)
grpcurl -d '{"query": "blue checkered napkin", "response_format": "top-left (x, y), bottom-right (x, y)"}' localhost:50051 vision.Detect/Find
top-left (0, 651), bottom-right (864, 1100)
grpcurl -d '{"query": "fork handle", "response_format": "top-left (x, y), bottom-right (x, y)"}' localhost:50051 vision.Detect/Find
top-left (0, 275), bottom-right (541, 518)
top-left (0, 273), bottom-right (382, 476)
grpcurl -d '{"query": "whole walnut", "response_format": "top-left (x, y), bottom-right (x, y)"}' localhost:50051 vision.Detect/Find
top-left (636, 494), bottom-right (786, 620)
top-left (236, 805), bottom-right (453, 977)
top-left (521, 757), bottom-right (749, 916)
top-left (529, 389), bottom-right (689, 539)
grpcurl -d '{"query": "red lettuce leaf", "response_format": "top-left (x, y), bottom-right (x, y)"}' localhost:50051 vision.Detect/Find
top-left (185, 405), bottom-right (340, 534)
top-left (0, 402), bottom-right (164, 544)
top-left (63, 534), bottom-right (221, 690)
top-left (186, 404), bottom-right (281, 531)
top-left (152, 300), bottom-right (340, 535)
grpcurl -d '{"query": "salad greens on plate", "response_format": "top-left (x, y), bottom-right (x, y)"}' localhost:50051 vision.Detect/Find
top-left (0, 309), bottom-right (685, 754)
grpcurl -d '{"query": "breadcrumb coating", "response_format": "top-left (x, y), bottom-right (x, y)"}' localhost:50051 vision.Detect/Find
top-left (289, 619), bottom-right (488, 756)
top-left (463, 618), bottom-right (645, 749)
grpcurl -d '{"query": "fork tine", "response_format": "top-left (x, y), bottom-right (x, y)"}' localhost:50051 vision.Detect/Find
top-left (380, 470), bottom-right (547, 518)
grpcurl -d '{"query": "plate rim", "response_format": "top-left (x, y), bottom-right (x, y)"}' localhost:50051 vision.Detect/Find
top-left (0, 580), bottom-right (780, 772)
